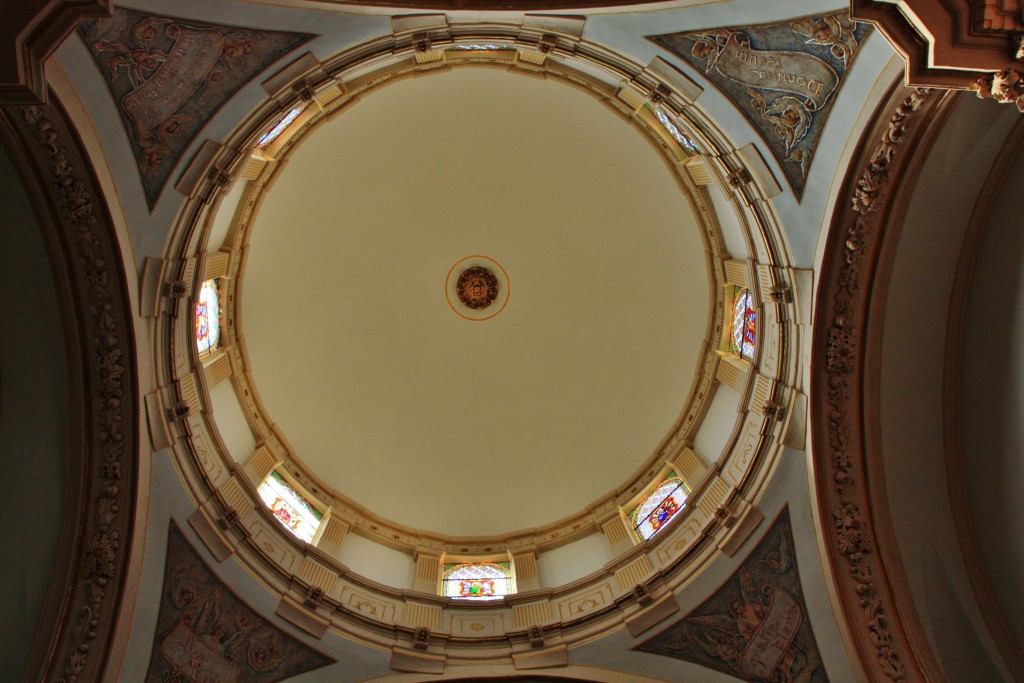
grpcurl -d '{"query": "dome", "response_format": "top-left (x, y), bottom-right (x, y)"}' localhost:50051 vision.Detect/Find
top-left (240, 66), bottom-right (711, 537)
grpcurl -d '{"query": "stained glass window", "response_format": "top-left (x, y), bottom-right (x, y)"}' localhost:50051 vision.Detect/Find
top-left (651, 105), bottom-right (700, 155)
top-left (448, 44), bottom-right (508, 51)
top-left (195, 278), bottom-right (221, 358)
top-left (730, 286), bottom-right (757, 361)
top-left (630, 472), bottom-right (690, 541)
top-left (441, 562), bottom-right (513, 599)
top-left (257, 471), bottom-right (324, 543)
top-left (257, 105), bottom-right (306, 148)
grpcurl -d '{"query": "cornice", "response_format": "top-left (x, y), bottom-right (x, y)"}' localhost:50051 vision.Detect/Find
top-left (811, 84), bottom-right (951, 682)
top-left (0, 92), bottom-right (138, 682)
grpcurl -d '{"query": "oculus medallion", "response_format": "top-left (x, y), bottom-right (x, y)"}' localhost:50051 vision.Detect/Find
top-left (457, 266), bottom-right (499, 309)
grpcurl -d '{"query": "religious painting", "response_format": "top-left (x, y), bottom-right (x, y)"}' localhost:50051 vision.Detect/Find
top-left (78, 9), bottom-right (312, 208)
top-left (649, 12), bottom-right (871, 198)
top-left (637, 508), bottom-right (829, 682)
top-left (145, 522), bottom-right (334, 682)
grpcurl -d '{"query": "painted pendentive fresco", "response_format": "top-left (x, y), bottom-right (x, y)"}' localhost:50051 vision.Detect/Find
top-left (145, 523), bottom-right (334, 682)
top-left (650, 12), bottom-right (870, 198)
top-left (78, 9), bottom-right (312, 208)
top-left (638, 508), bottom-right (829, 682)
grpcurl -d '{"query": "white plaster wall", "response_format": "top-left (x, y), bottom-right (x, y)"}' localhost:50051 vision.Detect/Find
top-left (208, 377), bottom-right (256, 463)
top-left (336, 531), bottom-right (416, 589)
top-left (539, 531), bottom-right (614, 587)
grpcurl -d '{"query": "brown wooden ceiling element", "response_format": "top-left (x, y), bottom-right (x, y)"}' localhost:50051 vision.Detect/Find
top-left (0, 91), bottom-right (139, 682)
top-left (810, 83), bottom-right (952, 683)
top-left (0, 0), bottom-right (112, 104)
top-left (852, 0), bottom-right (1024, 91)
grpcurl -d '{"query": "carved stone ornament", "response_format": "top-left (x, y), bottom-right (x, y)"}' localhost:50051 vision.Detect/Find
top-left (976, 69), bottom-right (1024, 112)
top-left (456, 266), bottom-right (499, 309)
top-left (1, 93), bottom-right (138, 682)
top-left (812, 86), bottom-right (945, 682)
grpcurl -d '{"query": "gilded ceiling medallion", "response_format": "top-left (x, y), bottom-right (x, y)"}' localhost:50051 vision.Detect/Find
top-left (444, 255), bottom-right (510, 321)
top-left (456, 266), bottom-right (499, 309)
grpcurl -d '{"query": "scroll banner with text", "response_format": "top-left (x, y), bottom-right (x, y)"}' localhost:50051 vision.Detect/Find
top-left (713, 34), bottom-right (838, 110)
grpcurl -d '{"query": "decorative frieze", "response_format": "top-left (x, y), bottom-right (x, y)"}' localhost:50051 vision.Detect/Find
top-left (812, 86), bottom-right (942, 682)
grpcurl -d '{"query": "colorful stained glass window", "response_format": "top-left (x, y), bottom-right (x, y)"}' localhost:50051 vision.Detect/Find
top-left (630, 472), bottom-right (690, 541)
top-left (257, 105), bottom-right (306, 148)
top-left (730, 286), bottom-right (757, 361)
top-left (448, 44), bottom-right (508, 51)
top-left (651, 105), bottom-right (700, 155)
top-left (195, 279), bottom-right (221, 358)
top-left (257, 471), bottom-right (324, 543)
top-left (441, 562), bottom-right (512, 599)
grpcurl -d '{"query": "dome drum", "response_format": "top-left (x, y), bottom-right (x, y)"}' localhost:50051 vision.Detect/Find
top-left (154, 23), bottom-right (804, 659)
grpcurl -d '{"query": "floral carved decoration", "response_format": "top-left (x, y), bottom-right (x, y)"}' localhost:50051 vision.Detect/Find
top-left (812, 86), bottom-right (944, 682)
top-left (976, 69), bottom-right (1024, 112)
top-left (1, 93), bottom-right (139, 682)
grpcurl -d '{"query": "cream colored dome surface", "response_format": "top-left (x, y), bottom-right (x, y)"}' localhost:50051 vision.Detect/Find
top-left (241, 67), bottom-right (709, 536)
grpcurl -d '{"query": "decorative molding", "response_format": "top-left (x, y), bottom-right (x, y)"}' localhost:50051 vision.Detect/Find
top-left (0, 0), bottom-right (112, 104)
top-left (811, 85), bottom-right (948, 682)
top-left (852, 0), bottom-right (1024, 91)
top-left (0, 91), bottom-right (138, 682)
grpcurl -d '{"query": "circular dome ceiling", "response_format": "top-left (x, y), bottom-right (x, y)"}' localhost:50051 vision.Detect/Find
top-left (241, 67), bottom-right (710, 537)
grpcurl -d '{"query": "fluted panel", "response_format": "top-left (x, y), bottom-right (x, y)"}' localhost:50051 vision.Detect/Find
top-left (402, 601), bottom-right (442, 630)
top-left (697, 475), bottom-right (731, 517)
top-left (299, 556), bottom-right (338, 593)
top-left (724, 259), bottom-right (748, 287)
top-left (513, 601), bottom-right (552, 628)
top-left (319, 517), bottom-right (349, 547)
top-left (614, 555), bottom-right (653, 592)
top-left (178, 372), bottom-right (201, 415)
top-left (716, 357), bottom-right (741, 390)
top-left (204, 251), bottom-right (230, 280)
top-left (684, 156), bottom-right (714, 185)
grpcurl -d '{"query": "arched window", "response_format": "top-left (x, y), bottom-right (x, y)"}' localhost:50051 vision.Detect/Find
top-left (630, 473), bottom-right (690, 541)
top-left (257, 105), bottom-right (306, 148)
top-left (257, 470), bottom-right (324, 543)
top-left (441, 562), bottom-right (512, 599)
top-left (730, 286), bottom-right (756, 361)
top-left (195, 278), bottom-right (222, 358)
top-left (650, 104), bottom-right (700, 155)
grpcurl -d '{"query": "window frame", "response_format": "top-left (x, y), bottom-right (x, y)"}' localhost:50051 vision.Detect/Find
top-left (628, 471), bottom-right (691, 542)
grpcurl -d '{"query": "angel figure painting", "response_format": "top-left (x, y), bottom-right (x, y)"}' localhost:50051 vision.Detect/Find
top-left (638, 508), bottom-right (828, 682)
top-left (144, 523), bottom-right (333, 683)
top-left (649, 12), bottom-right (870, 198)
top-left (78, 9), bottom-right (311, 208)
